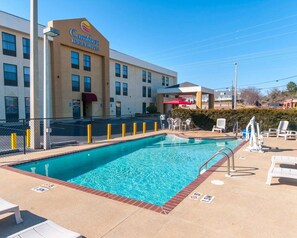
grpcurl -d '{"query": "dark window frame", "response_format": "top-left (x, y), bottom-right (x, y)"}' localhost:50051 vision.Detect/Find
top-left (123, 65), bottom-right (128, 78)
top-left (115, 63), bottom-right (121, 77)
top-left (4, 63), bottom-right (18, 86)
top-left (162, 76), bottom-right (165, 86)
top-left (5, 96), bottom-right (19, 122)
top-left (22, 37), bottom-right (30, 59)
top-left (71, 51), bottom-right (79, 69)
top-left (25, 97), bottom-right (30, 119)
top-left (72, 74), bottom-right (80, 91)
top-left (148, 72), bottom-right (151, 83)
top-left (83, 54), bottom-right (91, 71)
top-left (84, 76), bottom-right (91, 92)
top-left (2, 32), bottom-right (16, 57)
top-left (148, 86), bottom-right (152, 98)
top-left (142, 70), bottom-right (146, 82)
top-left (115, 81), bottom-right (121, 95)
top-left (123, 82), bottom-right (128, 96)
top-left (23, 66), bottom-right (30, 87)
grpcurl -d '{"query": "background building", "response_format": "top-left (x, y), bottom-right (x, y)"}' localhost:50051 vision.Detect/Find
top-left (0, 11), bottom-right (177, 120)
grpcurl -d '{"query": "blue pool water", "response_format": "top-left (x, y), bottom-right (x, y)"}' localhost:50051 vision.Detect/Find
top-left (14, 135), bottom-right (242, 206)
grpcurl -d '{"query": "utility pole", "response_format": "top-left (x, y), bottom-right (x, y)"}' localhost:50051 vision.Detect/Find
top-left (30, 0), bottom-right (41, 149)
top-left (234, 63), bottom-right (238, 110)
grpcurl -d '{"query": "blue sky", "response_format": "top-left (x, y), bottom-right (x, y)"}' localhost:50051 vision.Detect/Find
top-left (1, 0), bottom-right (297, 94)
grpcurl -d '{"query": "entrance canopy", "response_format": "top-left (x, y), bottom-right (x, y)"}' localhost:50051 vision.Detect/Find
top-left (82, 93), bottom-right (98, 102)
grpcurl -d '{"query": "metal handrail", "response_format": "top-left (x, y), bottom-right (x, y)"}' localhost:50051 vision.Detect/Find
top-left (218, 147), bottom-right (235, 172)
top-left (198, 151), bottom-right (232, 177)
top-left (233, 121), bottom-right (239, 137)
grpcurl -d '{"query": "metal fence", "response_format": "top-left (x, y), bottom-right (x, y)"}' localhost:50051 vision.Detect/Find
top-left (0, 114), bottom-right (163, 156)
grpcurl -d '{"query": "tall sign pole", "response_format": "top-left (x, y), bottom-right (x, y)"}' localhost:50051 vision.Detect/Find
top-left (30, 0), bottom-right (41, 149)
top-left (234, 63), bottom-right (238, 110)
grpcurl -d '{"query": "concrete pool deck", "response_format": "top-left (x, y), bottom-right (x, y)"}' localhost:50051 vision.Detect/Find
top-left (0, 130), bottom-right (297, 237)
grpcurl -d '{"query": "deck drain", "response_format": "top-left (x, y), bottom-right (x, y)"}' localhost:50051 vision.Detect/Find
top-left (200, 195), bottom-right (215, 203)
top-left (211, 180), bottom-right (224, 185)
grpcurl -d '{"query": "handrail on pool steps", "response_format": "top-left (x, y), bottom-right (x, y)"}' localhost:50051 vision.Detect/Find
top-left (198, 147), bottom-right (236, 177)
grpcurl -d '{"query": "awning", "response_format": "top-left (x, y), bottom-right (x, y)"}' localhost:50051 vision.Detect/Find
top-left (82, 93), bottom-right (98, 102)
top-left (164, 99), bottom-right (191, 105)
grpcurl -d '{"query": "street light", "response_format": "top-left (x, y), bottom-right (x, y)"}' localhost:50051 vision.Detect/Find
top-left (43, 26), bottom-right (60, 150)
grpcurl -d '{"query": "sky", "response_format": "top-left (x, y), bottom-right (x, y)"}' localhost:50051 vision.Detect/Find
top-left (1, 0), bottom-right (297, 95)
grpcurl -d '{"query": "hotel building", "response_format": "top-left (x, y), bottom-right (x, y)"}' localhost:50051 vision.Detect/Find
top-left (0, 11), bottom-right (177, 120)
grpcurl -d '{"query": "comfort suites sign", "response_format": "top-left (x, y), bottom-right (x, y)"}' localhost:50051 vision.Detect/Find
top-left (69, 20), bottom-right (99, 51)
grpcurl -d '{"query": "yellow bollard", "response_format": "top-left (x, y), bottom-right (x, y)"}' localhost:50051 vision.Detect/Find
top-left (154, 122), bottom-right (158, 132)
top-left (107, 123), bottom-right (111, 140)
top-left (11, 133), bottom-right (17, 149)
top-left (143, 122), bottom-right (146, 134)
top-left (26, 129), bottom-right (30, 147)
top-left (122, 123), bottom-right (126, 137)
top-left (133, 122), bottom-right (137, 135)
top-left (87, 124), bottom-right (92, 144)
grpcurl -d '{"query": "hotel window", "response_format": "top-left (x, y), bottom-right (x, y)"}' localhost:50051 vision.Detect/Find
top-left (123, 83), bottom-right (128, 96)
top-left (162, 76), bottom-right (165, 86)
top-left (83, 54), bottom-right (91, 71)
top-left (115, 81), bottom-right (121, 95)
top-left (72, 99), bottom-right (81, 119)
top-left (71, 51), bottom-right (79, 69)
top-left (23, 67), bottom-right (30, 87)
top-left (25, 97), bottom-right (30, 119)
top-left (4, 64), bottom-right (18, 86)
top-left (166, 77), bottom-right (169, 86)
top-left (115, 63), bottom-right (121, 77)
top-left (142, 70), bottom-right (146, 82)
top-left (148, 87), bottom-right (151, 98)
top-left (5, 96), bottom-right (18, 122)
top-left (123, 65), bottom-right (128, 78)
top-left (142, 86), bottom-right (146, 97)
top-left (2, 32), bottom-right (16, 57)
top-left (22, 38), bottom-right (30, 59)
top-left (72, 74), bottom-right (80, 91)
top-left (148, 72), bottom-right (151, 83)
top-left (84, 76), bottom-right (91, 92)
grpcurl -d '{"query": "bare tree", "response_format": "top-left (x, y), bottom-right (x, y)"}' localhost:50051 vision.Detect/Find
top-left (240, 87), bottom-right (262, 105)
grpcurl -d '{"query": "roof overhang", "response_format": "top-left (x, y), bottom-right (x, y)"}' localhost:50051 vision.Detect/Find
top-left (157, 86), bottom-right (214, 95)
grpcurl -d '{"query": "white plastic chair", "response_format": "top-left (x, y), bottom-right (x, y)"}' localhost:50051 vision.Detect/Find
top-left (182, 118), bottom-right (192, 130)
top-left (0, 198), bottom-right (23, 224)
top-left (212, 118), bottom-right (226, 133)
top-left (268, 120), bottom-right (289, 137)
top-left (172, 118), bottom-right (182, 131)
top-left (167, 118), bottom-right (174, 130)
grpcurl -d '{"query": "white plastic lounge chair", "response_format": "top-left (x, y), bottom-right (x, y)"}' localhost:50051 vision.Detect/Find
top-left (277, 130), bottom-right (297, 140)
top-left (182, 118), bottom-right (192, 130)
top-left (167, 118), bottom-right (174, 130)
top-left (0, 198), bottom-right (23, 224)
top-left (266, 156), bottom-right (297, 185)
top-left (212, 118), bottom-right (226, 133)
top-left (271, 155), bottom-right (297, 166)
top-left (267, 120), bottom-right (289, 137)
top-left (266, 167), bottom-right (297, 185)
top-left (7, 220), bottom-right (82, 238)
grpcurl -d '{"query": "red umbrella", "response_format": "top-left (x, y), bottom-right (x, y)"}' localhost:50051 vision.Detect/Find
top-left (164, 99), bottom-right (192, 105)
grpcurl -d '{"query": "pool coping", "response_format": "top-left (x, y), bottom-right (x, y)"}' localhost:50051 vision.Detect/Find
top-left (2, 135), bottom-right (247, 215)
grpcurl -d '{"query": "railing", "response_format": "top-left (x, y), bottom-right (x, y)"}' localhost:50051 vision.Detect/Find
top-left (233, 121), bottom-right (239, 137)
top-left (198, 147), bottom-right (235, 177)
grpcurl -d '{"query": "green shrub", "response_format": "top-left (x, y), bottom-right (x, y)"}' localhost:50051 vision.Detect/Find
top-left (172, 108), bottom-right (297, 132)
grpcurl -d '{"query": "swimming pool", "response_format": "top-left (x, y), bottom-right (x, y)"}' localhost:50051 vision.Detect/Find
top-left (14, 134), bottom-right (242, 206)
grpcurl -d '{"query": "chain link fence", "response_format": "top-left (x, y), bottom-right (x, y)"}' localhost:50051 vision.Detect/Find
top-left (0, 114), bottom-right (162, 156)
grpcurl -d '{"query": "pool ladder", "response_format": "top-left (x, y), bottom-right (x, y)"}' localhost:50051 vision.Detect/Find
top-left (198, 147), bottom-right (236, 177)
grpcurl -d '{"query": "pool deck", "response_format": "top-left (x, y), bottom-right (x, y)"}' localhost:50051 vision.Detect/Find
top-left (0, 130), bottom-right (297, 238)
